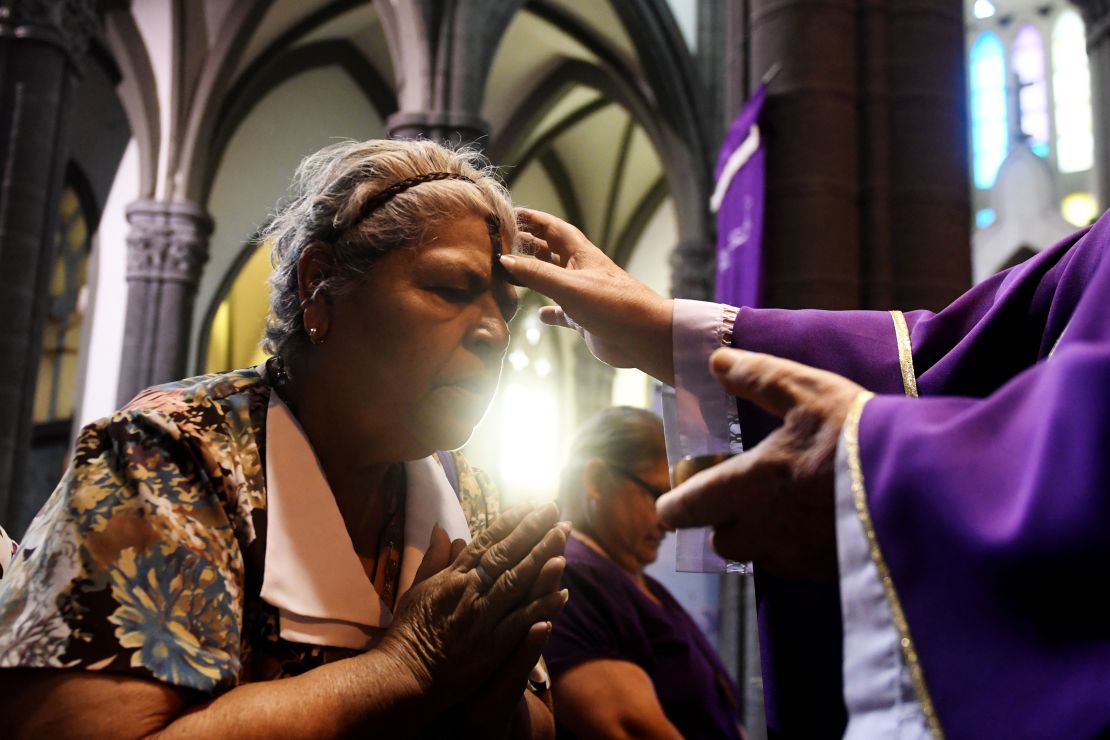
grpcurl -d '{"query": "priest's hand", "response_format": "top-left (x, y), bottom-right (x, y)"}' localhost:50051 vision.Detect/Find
top-left (498, 208), bottom-right (676, 385)
top-left (656, 348), bottom-right (867, 582)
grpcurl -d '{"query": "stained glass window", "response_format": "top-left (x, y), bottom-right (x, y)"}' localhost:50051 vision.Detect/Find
top-left (1012, 24), bottom-right (1050, 157)
top-left (970, 32), bottom-right (1008, 189)
top-left (33, 184), bottom-right (90, 423)
top-left (1052, 10), bottom-right (1094, 173)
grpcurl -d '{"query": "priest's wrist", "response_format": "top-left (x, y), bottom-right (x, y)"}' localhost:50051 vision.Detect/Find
top-left (630, 296), bottom-right (675, 386)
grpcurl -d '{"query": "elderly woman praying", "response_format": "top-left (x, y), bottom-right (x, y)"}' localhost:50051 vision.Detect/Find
top-left (0, 139), bottom-right (568, 739)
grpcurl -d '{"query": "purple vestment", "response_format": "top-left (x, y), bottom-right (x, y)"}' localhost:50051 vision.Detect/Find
top-left (727, 218), bottom-right (1110, 738)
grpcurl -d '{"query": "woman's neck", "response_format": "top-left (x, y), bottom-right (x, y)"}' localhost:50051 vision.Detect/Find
top-left (274, 353), bottom-right (395, 508)
top-left (573, 531), bottom-right (653, 597)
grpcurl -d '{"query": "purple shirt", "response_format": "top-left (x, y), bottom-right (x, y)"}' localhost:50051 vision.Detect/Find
top-left (545, 536), bottom-right (742, 739)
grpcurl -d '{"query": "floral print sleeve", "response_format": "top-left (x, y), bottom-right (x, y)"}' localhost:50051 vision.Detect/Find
top-left (450, 451), bottom-right (500, 536)
top-left (0, 401), bottom-right (254, 693)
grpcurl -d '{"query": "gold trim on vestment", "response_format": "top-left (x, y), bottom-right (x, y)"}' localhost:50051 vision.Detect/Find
top-left (890, 311), bottom-right (919, 398)
top-left (845, 391), bottom-right (944, 739)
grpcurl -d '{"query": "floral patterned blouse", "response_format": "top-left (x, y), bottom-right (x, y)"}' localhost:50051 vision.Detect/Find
top-left (0, 368), bottom-right (497, 694)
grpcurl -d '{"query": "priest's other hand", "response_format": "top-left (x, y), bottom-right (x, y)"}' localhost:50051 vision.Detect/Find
top-left (498, 208), bottom-right (676, 385)
top-left (656, 348), bottom-right (867, 582)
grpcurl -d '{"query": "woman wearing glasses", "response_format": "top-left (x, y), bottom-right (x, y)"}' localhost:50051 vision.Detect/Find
top-left (544, 407), bottom-right (743, 739)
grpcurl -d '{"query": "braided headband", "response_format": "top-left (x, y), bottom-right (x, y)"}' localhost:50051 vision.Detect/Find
top-left (328, 171), bottom-right (477, 241)
top-left (322, 170), bottom-right (517, 283)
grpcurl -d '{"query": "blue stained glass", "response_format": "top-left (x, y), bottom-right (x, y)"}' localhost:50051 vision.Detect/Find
top-left (970, 33), bottom-right (1008, 189)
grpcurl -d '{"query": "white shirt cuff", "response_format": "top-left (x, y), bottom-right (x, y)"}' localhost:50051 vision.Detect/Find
top-left (664, 299), bottom-right (743, 464)
top-left (662, 299), bottom-right (744, 573)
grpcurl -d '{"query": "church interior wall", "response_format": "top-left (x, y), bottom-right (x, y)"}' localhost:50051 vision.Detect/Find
top-left (192, 65), bottom-right (387, 374)
top-left (76, 141), bottom-right (140, 429)
top-left (625, 199), bottom-right (678, 300)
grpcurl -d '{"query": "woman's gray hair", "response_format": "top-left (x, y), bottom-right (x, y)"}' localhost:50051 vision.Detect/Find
top-left (558, 406), bottom-right (667, 525)
top-left (260, 138), bottom-right (517, 358)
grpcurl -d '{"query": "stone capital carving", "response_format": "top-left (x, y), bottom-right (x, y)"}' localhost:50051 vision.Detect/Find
top-left (0, 0), bottom-right (101, 63)
top-left (387, 110), bottom-right (491, 148)
top-left (125, 199), bottom-right (213, 286)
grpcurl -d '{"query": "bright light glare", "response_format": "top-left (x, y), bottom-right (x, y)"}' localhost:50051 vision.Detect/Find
top-left (1062, 192), bottom-right (1098, 227)
top-left (535, 357), bottom-right (551, 377)
top-left (524, 314), bottom-right (542, 345)
top-left (499, 383), bottom-right (559, 502)
top-left (973, 0), bottom-right (995, 20)
top-left (508, 350), bottom-right (529, 371)
top-left (611, 367), bottom-right (649, 408)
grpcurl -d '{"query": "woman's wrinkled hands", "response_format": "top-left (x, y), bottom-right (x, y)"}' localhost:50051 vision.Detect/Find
top-left (498, 208), bottom-right (676, 384)
top-left (656, 349), bottom-right (867, 582)
top-left (380, 503), bottom-right (569, 713)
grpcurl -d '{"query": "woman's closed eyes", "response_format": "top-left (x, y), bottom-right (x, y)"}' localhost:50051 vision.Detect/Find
top-left (427, 280), bottom-right (518, 322)
top-left (431, 285), bottom-right (475, 303)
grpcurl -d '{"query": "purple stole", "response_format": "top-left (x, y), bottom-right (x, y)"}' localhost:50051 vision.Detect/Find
top-left (714, 84), bottom-right (767, 309)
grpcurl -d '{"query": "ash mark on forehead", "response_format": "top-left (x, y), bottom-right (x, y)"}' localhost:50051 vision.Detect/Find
top-left (487, 215), bottom-right (520, 320)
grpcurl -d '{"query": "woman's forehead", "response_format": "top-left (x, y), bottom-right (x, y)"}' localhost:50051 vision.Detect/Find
top-left (421, 213), bottom-right (506, 254)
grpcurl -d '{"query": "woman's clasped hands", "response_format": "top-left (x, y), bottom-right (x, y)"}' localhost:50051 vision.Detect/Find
top-left (382, 502), bottom-right (570, 737)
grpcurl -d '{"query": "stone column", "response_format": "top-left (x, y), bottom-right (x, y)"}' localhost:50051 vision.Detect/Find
top-left (387, 111), bottom-right (490, 147)
top-left (571, 341), bottom-right (615, 432)
top-left (116, 200), bottom-right (212, 405)
top-left (1073, 0), bottom-right (1110, 209)
top-left (668, 238), bottom-right (716, 301)
top-left (858, 0), bottom-right (896, 309)
top-left (886, 0), bottom-right (971, 309)
top-left (0, 0), bottom-right (99, 525)
top-left (751, 0), bottom-right (861, 310)
top-left (375, 0), bottom-right (525, 148)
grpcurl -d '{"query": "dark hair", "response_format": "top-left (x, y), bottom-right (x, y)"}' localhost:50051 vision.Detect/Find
top-left (558, 406), bottom-right (666, 525)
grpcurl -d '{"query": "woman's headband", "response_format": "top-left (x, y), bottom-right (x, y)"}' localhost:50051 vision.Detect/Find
top-left (327, 171), bottom-right (479, 241)
top-left (323, 169), bottom-right (515, 282)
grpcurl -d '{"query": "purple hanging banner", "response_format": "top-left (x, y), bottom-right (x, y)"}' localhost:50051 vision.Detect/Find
top-left (712, 85), bottom-right (767, 307)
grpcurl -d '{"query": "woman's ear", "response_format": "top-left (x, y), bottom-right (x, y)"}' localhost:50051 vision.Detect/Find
top-left (583, 458), bottom-right (609, 502)
top-left (296, 242), bottom-right (334, 305)
top-left (297, 243), bottom-right (334, 343)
